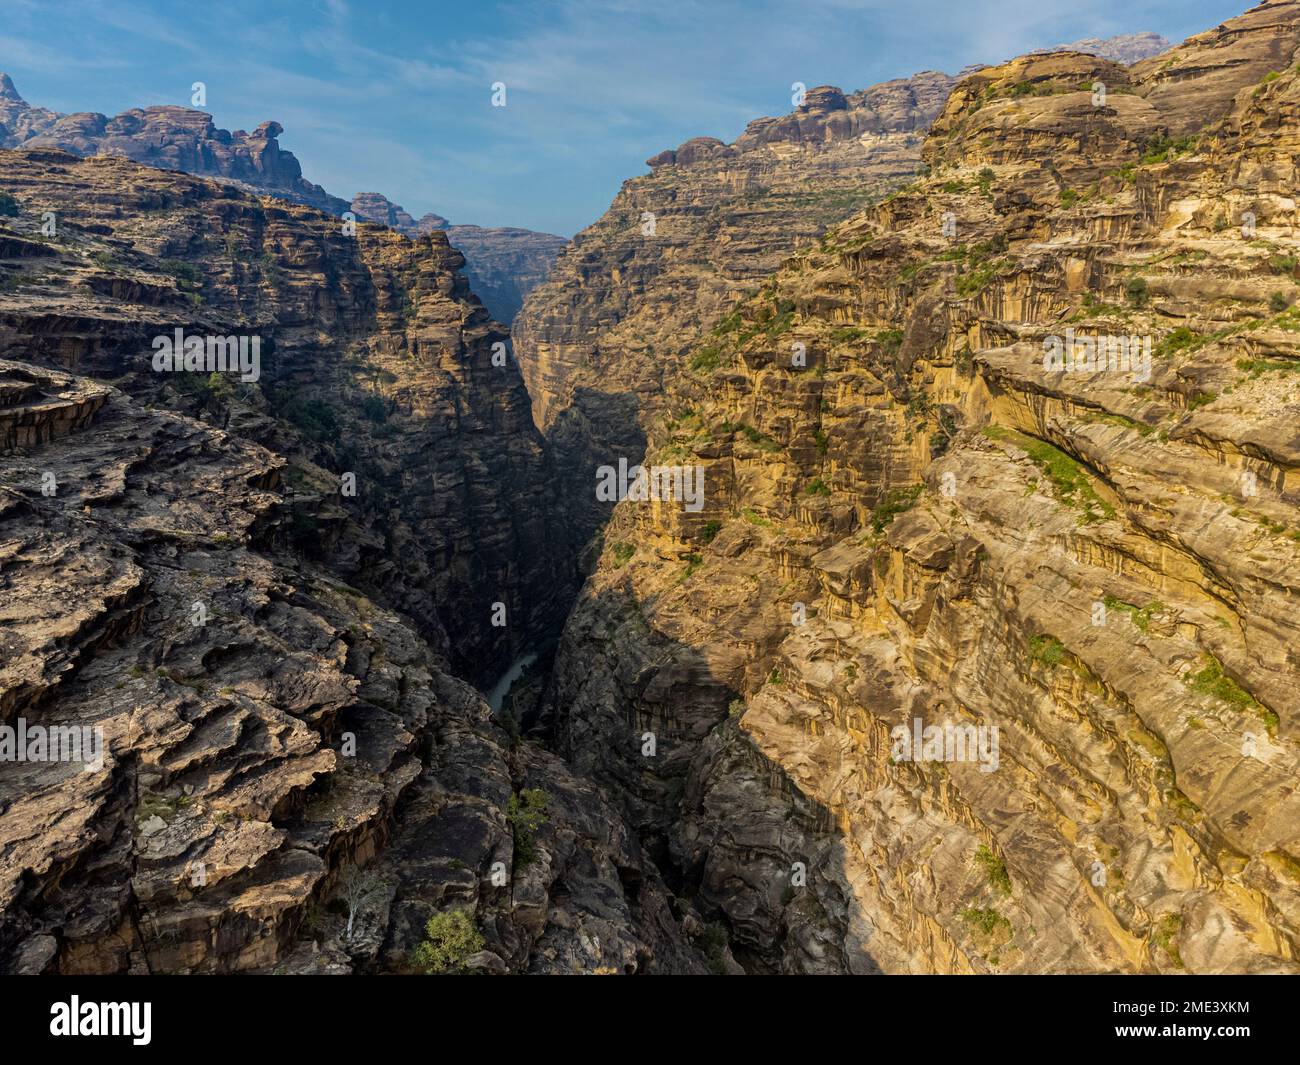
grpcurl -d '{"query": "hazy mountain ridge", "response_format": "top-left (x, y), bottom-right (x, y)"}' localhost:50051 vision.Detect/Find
top-left (0, 75), bottom-right (567, 327)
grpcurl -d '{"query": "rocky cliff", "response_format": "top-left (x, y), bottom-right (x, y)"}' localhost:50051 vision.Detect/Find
top-left (0, 74), bottom-right (345, 215)
top-left (0, 148), bottom-right (710, 973)
top-left (350, 192), bottom-right (567, 326)
top-left (512, 72), bottom-right (957, 578)
top-left (539, 0), bottom-right (1300, 973)
top-left (0, 76), bottom-right (566, 330)
top-left (1044, 32), bottom-right (1172, 66)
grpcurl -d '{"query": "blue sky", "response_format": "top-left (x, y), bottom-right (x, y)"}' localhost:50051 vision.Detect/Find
top-left (1, 0), bottom-right (1248, 236)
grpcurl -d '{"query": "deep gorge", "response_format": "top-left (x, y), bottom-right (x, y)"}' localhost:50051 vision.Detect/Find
top-left (2, 0), bottom-right (1300, 976)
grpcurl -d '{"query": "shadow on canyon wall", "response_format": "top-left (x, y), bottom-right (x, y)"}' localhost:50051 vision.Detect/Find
top-left (533, 573), bottom-right (884, 974)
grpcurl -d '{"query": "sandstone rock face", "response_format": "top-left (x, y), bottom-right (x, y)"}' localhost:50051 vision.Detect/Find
top-left (0, 366), bottom-right (699, 975)
top-left (542, 0), bottom-right (1300, 973)
top-left (0, 153), bottom-right (707, 974)
top-left (350, 192), bottom-right (567, 325)
top-left (443, 225), bottom-right (570, 329)
top-left (1, 74), bottom-right (567, 331)
top-left (512, 71), bottom-right (957, 578)
top-left (0, 75), bottom-right (346, 215)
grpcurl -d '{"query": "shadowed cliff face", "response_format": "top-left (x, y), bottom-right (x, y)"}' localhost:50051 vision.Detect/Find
top-left (541, 0), bottom-right (1300, 973)
top-left (0, 148), bottom-right (569, 684)
top-left (0, 151), bottom-right (715, 974)
top-left (0, 360), bottom-right (705, 975)
top-left (3, 1), bottom-right (1298, 979)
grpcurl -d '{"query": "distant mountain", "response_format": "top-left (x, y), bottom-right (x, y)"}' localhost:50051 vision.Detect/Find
top-left (0, 74), bottom-right (567, 325)
top-left (1046, 31), bottom-right (1172, 65)
top-left (0, 73), bottom-right (346, 213)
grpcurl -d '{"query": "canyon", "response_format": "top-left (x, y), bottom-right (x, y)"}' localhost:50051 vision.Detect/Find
top-left (1, 1), bottom-right (1298, 977)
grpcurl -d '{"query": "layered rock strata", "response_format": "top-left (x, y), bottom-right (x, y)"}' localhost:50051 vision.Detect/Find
top-left (0, 147), bottom-right (566, 682)
top-left (543, 0), bottom-right (1300, 974)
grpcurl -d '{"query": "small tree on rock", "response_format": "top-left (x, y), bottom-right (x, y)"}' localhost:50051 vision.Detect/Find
top-left (411, 909), bottom-right (485, 974)
top-left (337, 864), bottom-right (388, 941)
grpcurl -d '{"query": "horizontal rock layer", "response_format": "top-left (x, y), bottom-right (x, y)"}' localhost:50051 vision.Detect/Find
top-left (541, 0), bottom-right (1300, 973)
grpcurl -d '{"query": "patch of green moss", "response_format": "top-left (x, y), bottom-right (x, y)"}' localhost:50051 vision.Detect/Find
top-left (870, 483), bottom-right (923, 532)
top-left (983, 426), bottom-right (1114, 524)
top-left (1028, 634), bottom-right (1066, 668)
top-left (974, 844), bottom-right (1011, 896)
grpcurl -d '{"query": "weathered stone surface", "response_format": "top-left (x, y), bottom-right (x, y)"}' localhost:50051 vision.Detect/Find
top-left (512, 70), bottom-right (957, 583)
top-left (0, 148), bottom-right (566, 684)
top-left (0, 75), bottom-right (345, 215)
top-left (350, 192), bottom-right (567, 325)
top-left (1042, 33), bottom-right (1173, 66)
top-left (0, 325), bottom-right (701, 977)
top-left (541, 0), bottom-right (1300, 974)
top-left (3, 4), bottom-right (1296, 978)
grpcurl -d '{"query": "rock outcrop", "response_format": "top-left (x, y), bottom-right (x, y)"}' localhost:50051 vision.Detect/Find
top-left (350, 192), bottom-right (567, 325)
top-left (0, 77), bottom-right (566, 329)
top-left (0, 148), bottom-right (567, 684)
top-left (512, 70), bottom-right (957, 578)
top-left (1045, 32), bottom-right (1172, 66)
top-left (540, 0), bottom-right (1300, 973)
top-left (0, 150), bottom-right (709, 974)
top-left (0, 364), bottom-right (699, 975)
top-left (0, 76), bottom-right (345, 215)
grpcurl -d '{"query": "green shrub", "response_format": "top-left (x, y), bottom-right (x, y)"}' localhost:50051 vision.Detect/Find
top-left (983, 425), bottom-right (1114, 523)
top-left (700, 519), bottom-right (722, 544)
top-left (160, 258), bottom-right (202, 287)
top-left (609, 541), bottom-right (635, 568)
top-left (1155, 326), bottom-right (1203, 359)
top-left (285, 397), bottom-right (341, 441)
top-left (1028, 634), bottom-right (1066, 668)
top-left (875, 328), bottom-right (904, 353)
top-left (361, 394), bottom-right (388, 423)
top-left (974, 845), bottom-right (1012, 896)
top-left (1185, 654), bottom-right (1256, 710)
top-left (1138, 132), bottom-right (1197, 166)
top-left (829, 325), bottom-right (871, 344)
top-left (0, 191), bottom-right (18, 217)
top-left (410, 910), bottom-right (485, 974)
top-left (1152, 913), bottom-right (1183, 969)
top-left (871, 484), bottom-right (923, 532)
top-left (738, 424), bottom-right (781, 452)
top-left (806, 478), bottom-right (832, 497)
top-left (961, 907), bottom-right (1011, 936)
top-left (1103, 595), bottom-right (1163, 632)
top-left (690, 343), bottom-right (722, 373)
top-left (1270, 290), bottom-right (1292, 313)
top-left (506, 788), bottom-right (549, 867)
top-left (1125, 276), bottom-right (1149, 308)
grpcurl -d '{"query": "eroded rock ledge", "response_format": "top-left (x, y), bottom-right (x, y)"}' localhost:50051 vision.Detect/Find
top-left (539, 0), bottom-right (1300, 973)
